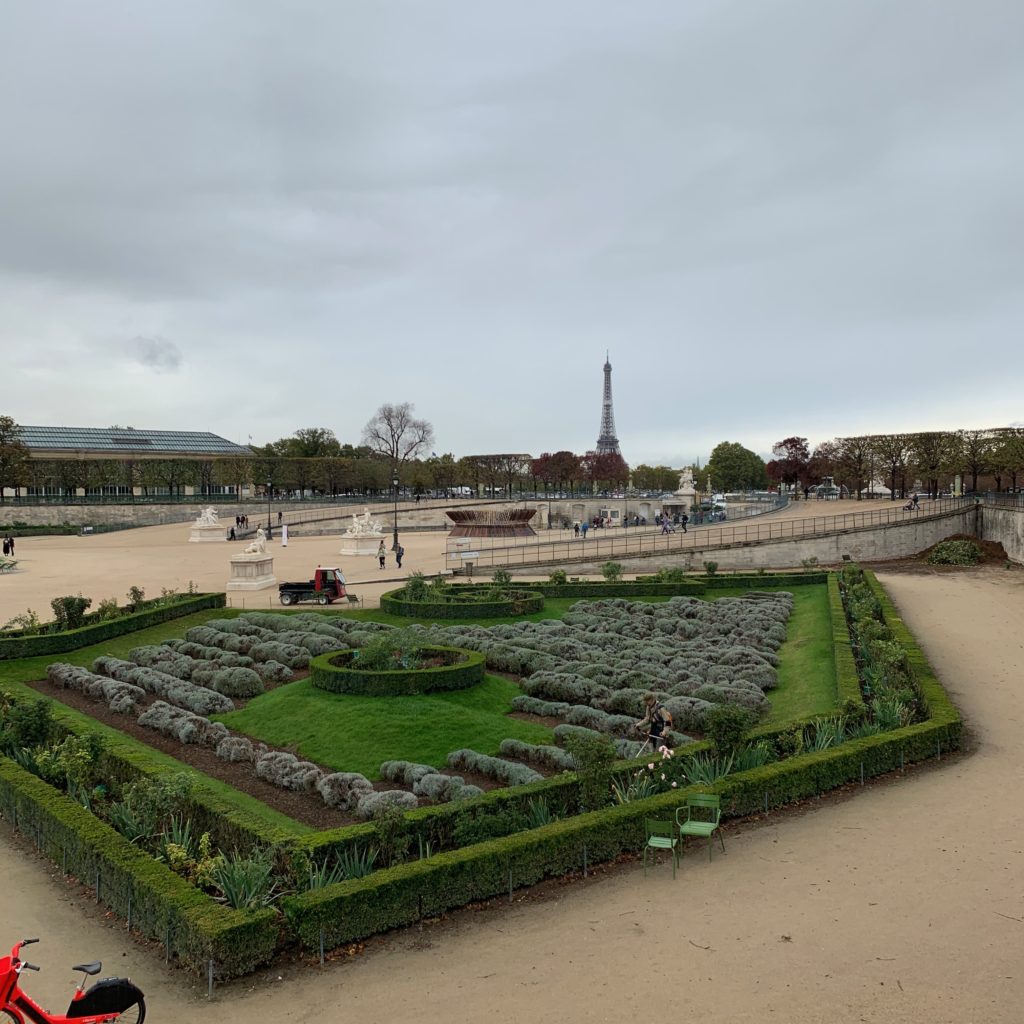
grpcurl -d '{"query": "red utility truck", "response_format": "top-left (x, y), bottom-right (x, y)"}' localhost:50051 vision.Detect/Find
top-left (278, 567), bottom-right (347, 605)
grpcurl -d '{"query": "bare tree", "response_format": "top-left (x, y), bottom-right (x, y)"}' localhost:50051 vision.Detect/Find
top-left (361, 403), bottom-right (435, 471)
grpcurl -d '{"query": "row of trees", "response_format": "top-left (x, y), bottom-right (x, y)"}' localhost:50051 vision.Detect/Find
top-left (767, 429), bottom-right (1024, 499)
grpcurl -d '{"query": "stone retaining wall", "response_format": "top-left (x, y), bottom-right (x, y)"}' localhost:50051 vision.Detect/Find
top-left (981, 505), bottom-right (1024, 564)
top-left (511, 506), bottom-right (980, 574)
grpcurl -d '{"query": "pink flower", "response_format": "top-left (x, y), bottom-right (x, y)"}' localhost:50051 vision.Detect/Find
top-left (647, 763), bottom-right (655, 771)
top-left (671, 781), bottom-right (678, 788)
top-left (660, 773), bottom-right (666, 781)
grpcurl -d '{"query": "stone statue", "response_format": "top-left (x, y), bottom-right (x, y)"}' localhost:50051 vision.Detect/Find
top-left (195, 506), bottom-right (220, 528)
top-left (675, 468), bottom-right (696, 495)
top-left (345, 507), bottom-right (383, 537)
top-left (243, 526), bottom-right (267, 554)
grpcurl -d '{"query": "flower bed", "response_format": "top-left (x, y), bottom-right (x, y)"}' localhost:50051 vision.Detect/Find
top-left (309, 646), bottom-right (486, 696)
top-left (380, 585), bottom-right (545, 619)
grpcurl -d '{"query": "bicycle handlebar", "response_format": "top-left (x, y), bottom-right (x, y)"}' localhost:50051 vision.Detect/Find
top-left (20, 963), bottom-right (40, 972)
top-left (20, 938), bottom-right (39, 947)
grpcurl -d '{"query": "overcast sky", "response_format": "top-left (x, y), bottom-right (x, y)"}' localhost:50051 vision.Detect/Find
top-left (2, 1), bottom-right (1022, 466)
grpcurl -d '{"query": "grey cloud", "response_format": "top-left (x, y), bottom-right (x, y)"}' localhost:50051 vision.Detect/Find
top-left (1, 1), bottom-right (1022, 463)
top-left (127, 335), bottom-right (182, 373)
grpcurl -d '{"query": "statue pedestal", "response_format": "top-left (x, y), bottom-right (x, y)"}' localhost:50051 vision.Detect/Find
top-left (227, 553), bottom-right (276, 591)
top-left (339, 536), bottom-right (383, 556)
top-left (190, 524), bottom-right (226, 543)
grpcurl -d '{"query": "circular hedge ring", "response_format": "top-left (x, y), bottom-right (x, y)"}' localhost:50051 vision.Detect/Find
top-left (379, 586), bottom-right (545, 619)
top-left (309, 645), bottom-right (486, 696)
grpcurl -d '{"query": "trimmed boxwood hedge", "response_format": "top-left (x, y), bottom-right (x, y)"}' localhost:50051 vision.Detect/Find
top-left (380, 587), bottom-right (545, 619)
top-left (309, 645), bottom-right (486, 695)
top-left (700, 572), bottom-right (827, 588)
top-left (532, 581), bottom-right (705, 597)
top-left (0, 757), bottom-right (278, 979)
top-left (0, 593), bottom-right (226, 660)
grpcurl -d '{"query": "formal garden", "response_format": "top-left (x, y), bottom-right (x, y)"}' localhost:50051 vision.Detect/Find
top-left (0, 568), bottom-right (960, 979)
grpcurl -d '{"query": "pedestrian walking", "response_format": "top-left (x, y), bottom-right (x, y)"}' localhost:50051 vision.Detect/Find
top-left (680, 512), bottom-right (689, 534)
top-left (573, 522), bottom-right (580, 538)
top-left (377, 540), bottom-right (387, 568)
top-left (580, 521), bottom-right (589, 539)
top-left (2, 538), bottom-right (8, 557)
top-left (277, 511), bottom-right (283, 525)
top-left (7, 535), bottom-right (13, 555)
top-left (395, 543), bottom-right (405, 569)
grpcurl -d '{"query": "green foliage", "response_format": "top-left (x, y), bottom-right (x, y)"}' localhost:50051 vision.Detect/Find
top-left (96, 597), bottom-right (121, 621)
top-left (703, 561), bottom-right (719, 575)
top-left (926, 539), bottom-right (982, 565)
top-left (125, 586), bottom-right (146, 612)
top-left (548, 570), bottom-right (568, 585)
top-left (108, 772), bottom-right (194, 844)
top-left (33, 733), bottom-right (104, 792)
top-left (653, 567), bottom-right (688, 583)
top-left (706, 440), bottom-right (769, 491)
top-left (0, 696), bottom-right (56, 752)
top-left (213, 849), bottom-right (280, 909)
top-left (683, 750), bottom-right (734, 784)
top-left (601, 561), bottom-right (623, 582)
top-left (563, 732), bottom-right (615, 811)
top-left (703, 704), bottom-right (754, 756)
top-left (800, 556), bottom-right (819, 569)
top-left (373, 802), bottom-right (411, 867)
top-left (404, 572), bottom-right (429, 601)
top-left (491, 568), bottom-right (513, 587)
top-left (50, 593), bottom-right (94, 630)
top-left (2, 609), bottom-right (42, 635)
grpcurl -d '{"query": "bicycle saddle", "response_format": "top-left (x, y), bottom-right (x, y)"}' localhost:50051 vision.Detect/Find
top-left (72, 962), bottom-right (102, 976)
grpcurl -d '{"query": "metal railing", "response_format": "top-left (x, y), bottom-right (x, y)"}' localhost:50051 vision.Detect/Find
top-left (461, 497), bottom-right (974, 569)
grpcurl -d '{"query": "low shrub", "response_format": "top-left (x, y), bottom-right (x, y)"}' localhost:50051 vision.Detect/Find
top-left (355, 790), bottom-right (419, 821)
top-left (215, 736), bottom-right (255, 763)
top-left (190, 665), bottom-right (265, 698)
top-left (446, 749), bottom-right (543, 787)
top-left (255, 751), bottom-right (323, 793)
top-left (498, 739), bottom-right (575, 772)
top-left (926, 539), bottom-right (982, 565)
top-left (138, 701), bottom-right (228, 747)
top-left (317, 772), bottom-right (374, 811)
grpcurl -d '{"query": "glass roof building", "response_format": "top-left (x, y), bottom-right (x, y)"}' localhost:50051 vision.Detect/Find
top-left (18, 425), bottom-right (252, 460)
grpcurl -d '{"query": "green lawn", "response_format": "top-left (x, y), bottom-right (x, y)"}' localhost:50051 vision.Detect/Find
top-left (217, 673), bottom-right (552, 779)
top-left (706, 585), bottom-right (837, 726)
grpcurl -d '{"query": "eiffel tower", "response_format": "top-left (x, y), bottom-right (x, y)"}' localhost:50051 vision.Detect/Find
top-left (595, 352), bottom-right (621, 455)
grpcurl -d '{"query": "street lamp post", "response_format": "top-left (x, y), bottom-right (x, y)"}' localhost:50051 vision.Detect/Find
top-left (266, 478), bottom-right (272, 532)
top-left (392, 474), bottom-right (400, 550)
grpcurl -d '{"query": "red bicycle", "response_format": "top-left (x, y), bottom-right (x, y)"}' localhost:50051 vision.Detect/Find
top-left (1, 939), bottom-right (145, 1023)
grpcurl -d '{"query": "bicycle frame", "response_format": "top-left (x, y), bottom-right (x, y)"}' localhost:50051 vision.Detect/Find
top-left (1, 942), bottom-right (124, 1024)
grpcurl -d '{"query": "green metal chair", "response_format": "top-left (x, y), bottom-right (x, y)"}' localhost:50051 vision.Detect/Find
top-left (643, 818), bottom-right (679, 878)
top-left (676, 794), bottom-right (724, 862)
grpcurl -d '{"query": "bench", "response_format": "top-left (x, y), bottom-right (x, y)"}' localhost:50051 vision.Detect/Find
top-left (345, 593), bottom-right (361, 607)
top-left (0, 560), bottom-right (17, 573)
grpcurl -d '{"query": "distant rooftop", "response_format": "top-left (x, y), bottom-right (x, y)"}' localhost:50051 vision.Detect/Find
top-left (18, 425), bottom-right (252, 458)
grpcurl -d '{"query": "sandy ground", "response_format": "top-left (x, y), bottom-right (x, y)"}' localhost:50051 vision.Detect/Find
top-left (0, 498), bottom-right (915, 621)
top-left (2, 567), bottom-right (1022, 1022)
